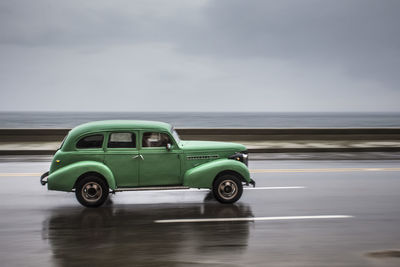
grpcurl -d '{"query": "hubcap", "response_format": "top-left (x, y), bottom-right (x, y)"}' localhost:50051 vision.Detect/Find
top-left (218, 179), bottom-right (238, 200)
top-left (82, 182), bottom-right (102, 202)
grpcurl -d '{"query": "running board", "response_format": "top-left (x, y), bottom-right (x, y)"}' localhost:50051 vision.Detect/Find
top-left (114, 186), bottom-right (190, 192)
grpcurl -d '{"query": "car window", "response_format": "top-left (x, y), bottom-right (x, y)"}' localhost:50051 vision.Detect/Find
top-left (76, 134), bottom-right (104, 149)
top-left (171, 127), bottom-right (180, 143)
top-left (142, 132), bottom-right (171, 148)
top-left (108, 132), bottom-right (136, 148)
top-left (58, 132), bottom-right (69, 150)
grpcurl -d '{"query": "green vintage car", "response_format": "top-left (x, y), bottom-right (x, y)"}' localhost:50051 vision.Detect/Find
top-left (40, 120), bottom-right (255, 207)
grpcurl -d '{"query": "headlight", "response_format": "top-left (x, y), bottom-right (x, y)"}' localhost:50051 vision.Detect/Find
top-left (229, 151), bottom-right (248, 166)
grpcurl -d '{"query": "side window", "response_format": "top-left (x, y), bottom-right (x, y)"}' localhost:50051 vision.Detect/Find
top-left (76, 134), bottom-right (104, 149)
top-left (108, 132), bottom-right (136, 148)
top-left (142, 132), bottom-right (171, 148)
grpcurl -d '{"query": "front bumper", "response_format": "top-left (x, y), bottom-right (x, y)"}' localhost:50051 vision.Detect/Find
top-left (247, 179), bottom-right (256, 187)
top-left (40, 171), bottom-right (49, 185)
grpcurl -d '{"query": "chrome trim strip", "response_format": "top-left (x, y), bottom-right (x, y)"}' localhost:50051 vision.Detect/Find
top-left (186, 155), bottom-right (219, 160)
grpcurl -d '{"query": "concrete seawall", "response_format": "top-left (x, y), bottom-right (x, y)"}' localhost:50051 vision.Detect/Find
top-left (1, 128), bottom-right (400, 154)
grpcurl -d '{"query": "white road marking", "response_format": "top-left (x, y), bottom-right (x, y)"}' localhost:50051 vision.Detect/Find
top-left (137, 188), bottom-right (210, 193)
top-left (250, 167), bottom-right (400, 173)
top-left (155, 215), bottom-right (353, 224)
top-left (244, 186), bottom-right (305, 190)
top-left (125, 186), bottom-right (306, 193)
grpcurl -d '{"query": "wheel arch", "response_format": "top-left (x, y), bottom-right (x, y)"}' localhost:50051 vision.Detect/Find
top-left (183, 159), bottom-right (251, 189)
top-left (47, 161), bottom-right (116, 192)
top-left (214, 170), bottom-right (245, 186)
top-left (74, 171), bottom-right (109, 189)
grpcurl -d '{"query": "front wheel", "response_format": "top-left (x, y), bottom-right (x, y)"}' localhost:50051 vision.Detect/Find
top-left (75, 176), bottom-right (109, 208)
top-left (213, 174), bottom-right (243, 204)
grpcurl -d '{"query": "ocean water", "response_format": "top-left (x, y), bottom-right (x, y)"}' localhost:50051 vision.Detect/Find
top-left (0, 112), bottom-right (399, 128)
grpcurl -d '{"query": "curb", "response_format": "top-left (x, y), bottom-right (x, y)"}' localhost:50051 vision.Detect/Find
top-left (247, 147), bottom-right (400, 153)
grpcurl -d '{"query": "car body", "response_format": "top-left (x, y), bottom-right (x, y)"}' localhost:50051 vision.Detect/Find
top-left (41, 120), bottom-right (255, 207)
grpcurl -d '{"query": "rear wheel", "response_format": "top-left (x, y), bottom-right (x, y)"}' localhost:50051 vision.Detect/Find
top-left (75, 175), bottom-right (109, 208)
top-left (213, 174), bottom-right (243, 204)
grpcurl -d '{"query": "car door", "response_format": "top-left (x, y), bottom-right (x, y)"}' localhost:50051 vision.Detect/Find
top-left (139, 131), bottom-right (181, 186)
top-left (104, 131), bottom-right (139, 187)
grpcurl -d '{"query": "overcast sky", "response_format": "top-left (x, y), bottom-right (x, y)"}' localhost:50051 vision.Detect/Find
top-left (0, 0), bottom-right (399, 112)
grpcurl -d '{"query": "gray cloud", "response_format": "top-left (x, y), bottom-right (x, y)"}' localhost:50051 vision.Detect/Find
top-left (0, 0), bottom-right (399, 112)
top-left (175, 1), bottom-right (400, 85)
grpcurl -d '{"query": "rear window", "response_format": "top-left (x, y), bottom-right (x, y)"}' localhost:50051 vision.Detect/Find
top-left (76, 134), bottom-right (104, 149)
top-left (58, 133), bottom-right (68, 150)
top-left (108, 132), bottom-right (136, 148)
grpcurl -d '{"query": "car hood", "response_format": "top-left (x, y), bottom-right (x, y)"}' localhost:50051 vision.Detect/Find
top-left (179, 140), bottom-right (246, 152)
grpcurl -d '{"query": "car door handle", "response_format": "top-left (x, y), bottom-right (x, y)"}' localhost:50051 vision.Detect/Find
top-left (132, 155), bottom-right (144, 160)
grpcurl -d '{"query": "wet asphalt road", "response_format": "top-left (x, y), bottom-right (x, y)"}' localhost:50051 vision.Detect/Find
top-left (0, 157), bottom-right (399, 266)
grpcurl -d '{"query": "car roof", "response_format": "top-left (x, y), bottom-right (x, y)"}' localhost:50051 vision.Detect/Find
top-left (69, 120), bottom-right (172, 136)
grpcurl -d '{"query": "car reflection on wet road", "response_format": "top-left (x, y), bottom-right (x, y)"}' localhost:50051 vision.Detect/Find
top-left (0, 158), bottom-right (400, 266)
top-left (43, 201), bottom-right (252, 267)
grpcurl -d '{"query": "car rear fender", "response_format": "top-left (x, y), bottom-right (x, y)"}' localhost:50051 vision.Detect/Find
top-left (183, 159), bottom-right (251, 189)
top-left (47, 161), bottom-right (116, 192)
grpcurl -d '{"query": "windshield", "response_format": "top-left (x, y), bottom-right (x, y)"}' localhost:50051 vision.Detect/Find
top-left (171, 127), bottom-right (181, 143)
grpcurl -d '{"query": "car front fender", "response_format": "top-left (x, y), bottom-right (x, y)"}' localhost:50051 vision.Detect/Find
top-left (183, 159), bottom-right (251, 189)
top-left (47, 161), bottom-right (116, 192)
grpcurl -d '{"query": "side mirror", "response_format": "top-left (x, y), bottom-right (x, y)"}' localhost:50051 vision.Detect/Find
top-left (166, 143), bottom-right (172, 151)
